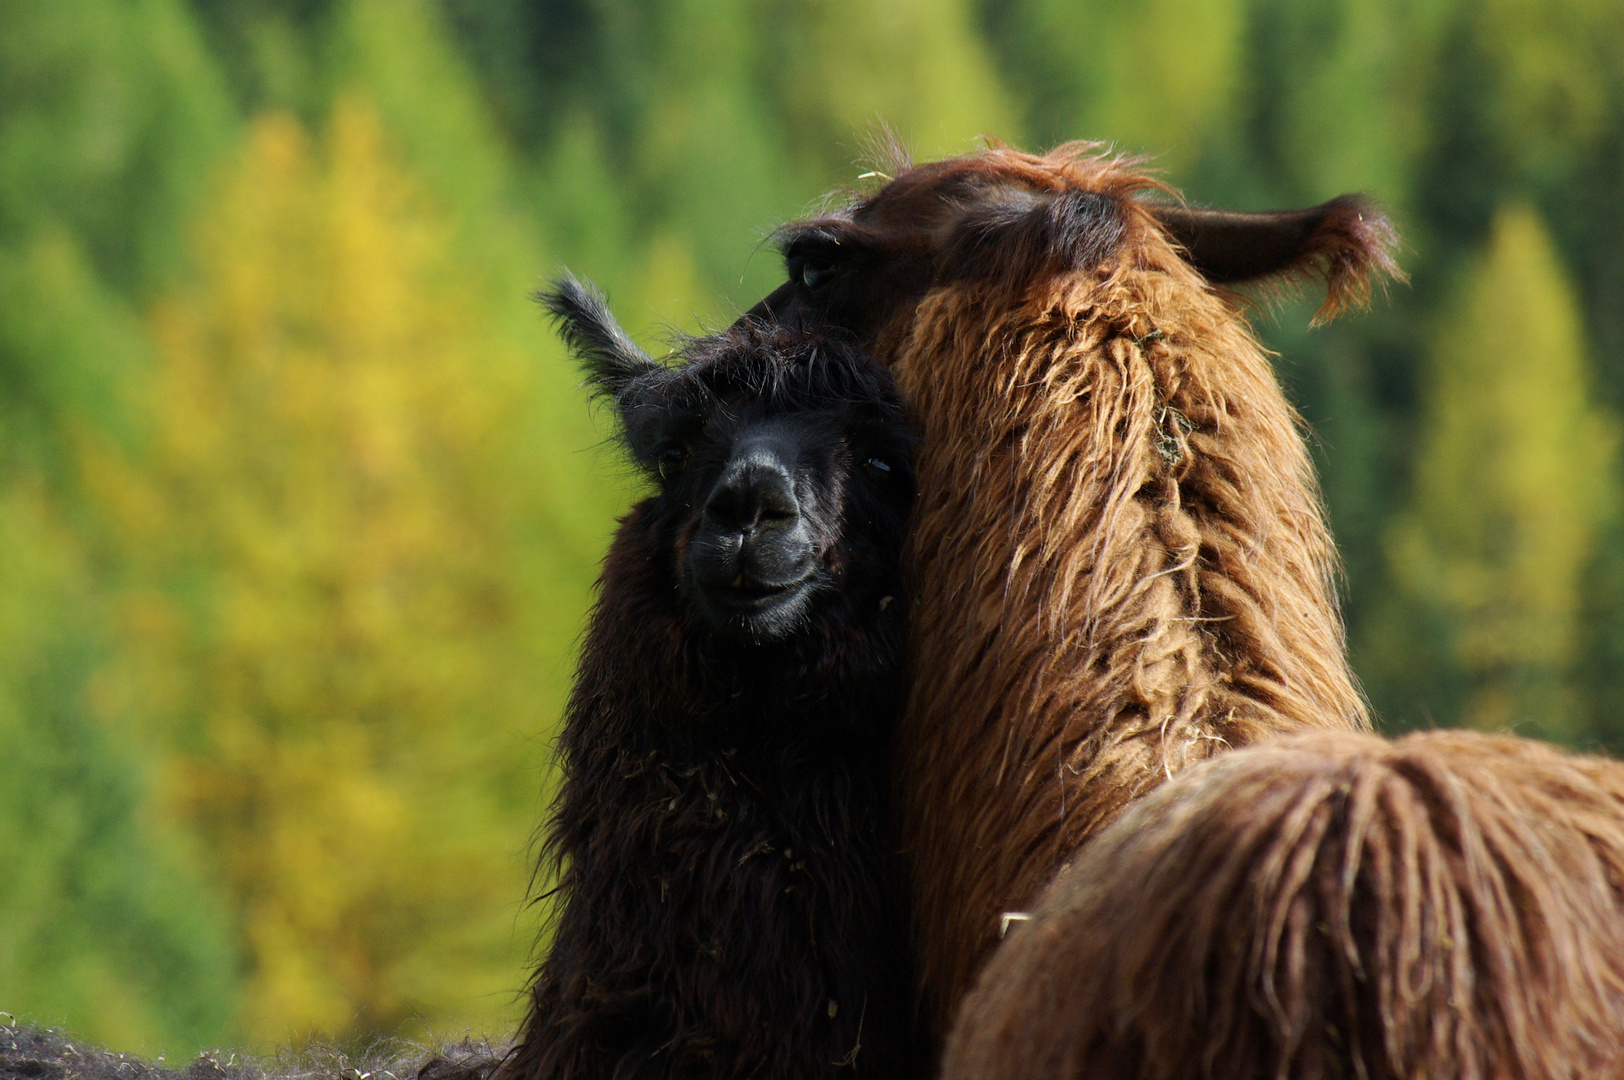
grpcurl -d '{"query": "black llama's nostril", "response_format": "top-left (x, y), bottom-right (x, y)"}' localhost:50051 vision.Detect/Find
top-left (703, 451), bottom-right (800, 534)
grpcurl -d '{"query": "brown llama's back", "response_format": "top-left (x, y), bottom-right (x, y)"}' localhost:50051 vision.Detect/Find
top-left (943, 729), bottom-right (1624, 1080)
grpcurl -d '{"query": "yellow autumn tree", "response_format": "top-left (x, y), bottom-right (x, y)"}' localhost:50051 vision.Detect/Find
top-left (88, 98), bottom-right (592, 1047)
top-left (1385, 204), bottom-right (1617, 739)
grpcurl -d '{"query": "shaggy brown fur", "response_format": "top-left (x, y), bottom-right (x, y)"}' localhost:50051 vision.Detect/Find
top-left (942, 729), bottom-right (1624, 1080)
top-left (746, 143), bottom-right (1400, 1035)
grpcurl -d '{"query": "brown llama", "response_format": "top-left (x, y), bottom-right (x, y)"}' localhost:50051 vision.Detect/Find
top-left (942, 729), bottom-right (1624, 1080)
top-left (737, 141), bottom-right (1403, 1036)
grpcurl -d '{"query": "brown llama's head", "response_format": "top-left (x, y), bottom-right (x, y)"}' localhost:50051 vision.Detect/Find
top-left (748, 141), bottom-right (1401, 351)
top-left (733, 143), bottom-right (1402, 1036)
top-left (943, 729), bottom-right (1624, 1080)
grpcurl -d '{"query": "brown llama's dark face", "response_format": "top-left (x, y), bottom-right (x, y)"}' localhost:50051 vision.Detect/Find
top-left (543, 276), bottom-right (915, 645)
top-left (746, 155), bottom-right (1128, 346)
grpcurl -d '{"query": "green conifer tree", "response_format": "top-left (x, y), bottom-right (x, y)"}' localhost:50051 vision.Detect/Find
top-left (1378, 204), bottom-right (1617, 740)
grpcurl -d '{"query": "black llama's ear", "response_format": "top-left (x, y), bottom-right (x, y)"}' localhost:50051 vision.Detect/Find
top-left (538, 274), bottom-right (662, 399)
top-left (1148, 195), bottom-right (1404, 324)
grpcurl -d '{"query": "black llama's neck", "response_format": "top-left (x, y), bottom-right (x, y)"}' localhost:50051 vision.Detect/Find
top-left (502, 509), bottom-right (917, 1080)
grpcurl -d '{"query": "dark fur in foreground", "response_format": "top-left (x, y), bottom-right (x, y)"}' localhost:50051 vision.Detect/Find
top-left (0, 1024), bottom-right (500, 1080)
top-left (498, 281), bottom-right (918, 1080)
top-left (943, 730), bottom-right (1624, 1080)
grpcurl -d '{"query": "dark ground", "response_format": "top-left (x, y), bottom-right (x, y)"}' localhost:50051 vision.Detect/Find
top-left (0, 1025), bottom-right (504, 1080)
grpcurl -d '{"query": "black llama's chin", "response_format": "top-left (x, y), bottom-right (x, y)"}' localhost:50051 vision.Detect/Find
top-left (686, 546), bottom-right (823, 643)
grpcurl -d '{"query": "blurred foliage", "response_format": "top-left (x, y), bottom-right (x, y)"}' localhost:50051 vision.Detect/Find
top-left (980, 0), bottom-right (1248, 170)
top-left (0, 0), bottom-right (1621, 1060)
top-left (85, 99), bottom-right (570, 1045)
top-left (0, 482), bottom-right (239, 1055)
top-left (1372, 206), bottom-right (1617, 740)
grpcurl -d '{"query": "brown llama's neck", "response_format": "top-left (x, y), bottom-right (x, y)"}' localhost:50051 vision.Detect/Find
top-left (889, 210), bottom-right (1369, 1036)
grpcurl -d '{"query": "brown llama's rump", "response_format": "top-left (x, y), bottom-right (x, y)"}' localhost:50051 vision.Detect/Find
top-left (943, 729), bottom-right (1624, 1080)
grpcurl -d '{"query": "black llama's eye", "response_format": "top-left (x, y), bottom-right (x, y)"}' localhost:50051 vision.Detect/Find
top-left (657, 445), bottom-right (686, 480)
top-left (863, 456), bottom-right (892, 478)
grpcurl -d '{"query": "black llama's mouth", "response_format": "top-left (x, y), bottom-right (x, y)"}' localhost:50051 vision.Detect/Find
top-left (713, 571), bottom-right (803, 604)
top-left (695, 571), bottom-right (818, 640)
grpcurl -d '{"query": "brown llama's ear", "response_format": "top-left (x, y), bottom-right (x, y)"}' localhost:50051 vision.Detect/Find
top-left (1149, 195), bottom-right (1404, 324)
top-left (940, 188), bottom-right (1128, 289)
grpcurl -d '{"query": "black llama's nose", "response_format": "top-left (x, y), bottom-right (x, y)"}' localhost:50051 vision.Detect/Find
top-left (690, 438), bottom-right (815, 599)
top-left (703, 447), bottom-right (801, 536)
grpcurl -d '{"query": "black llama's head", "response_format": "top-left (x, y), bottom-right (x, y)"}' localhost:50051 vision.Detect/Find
top-left (543, 276), bottom-right (914, 645)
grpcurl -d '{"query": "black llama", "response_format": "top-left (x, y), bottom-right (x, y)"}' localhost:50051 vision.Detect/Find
top-left (495, 278), bottom-right (919, 1080)
top-left (2, 281), bottom-right (918, 1080)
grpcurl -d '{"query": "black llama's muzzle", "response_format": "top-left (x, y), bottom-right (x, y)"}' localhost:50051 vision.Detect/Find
top-left (687, 429), bottom-right (822, 639)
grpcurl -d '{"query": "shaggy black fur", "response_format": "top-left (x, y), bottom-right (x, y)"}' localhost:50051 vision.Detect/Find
top-left (499, 281), bottom-right (919, 1080)
top-left (0, 1024), bottom-right (501, 1080)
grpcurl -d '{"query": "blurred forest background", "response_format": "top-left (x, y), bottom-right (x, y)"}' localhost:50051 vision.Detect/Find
top-left (3, 0), bottom-right (1623, 1061)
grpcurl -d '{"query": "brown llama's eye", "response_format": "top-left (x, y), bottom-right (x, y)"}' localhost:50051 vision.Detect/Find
top-left (800, 259), bottom-right (836, 290)
top-left (657, 446), bottom-right (685, 480)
